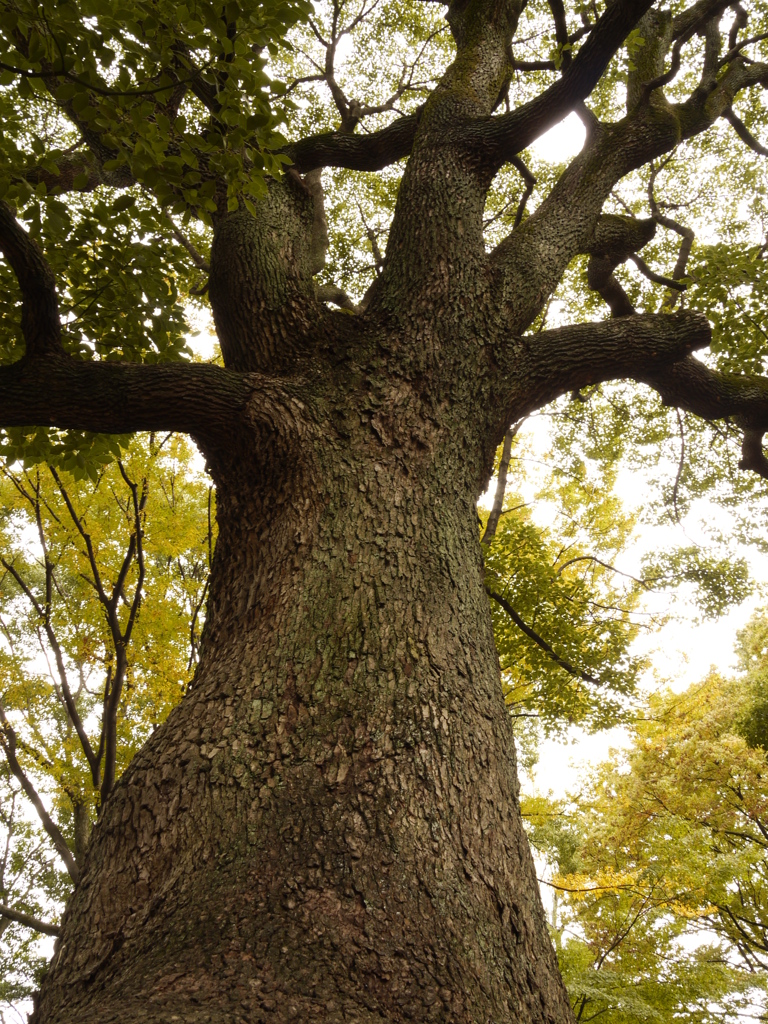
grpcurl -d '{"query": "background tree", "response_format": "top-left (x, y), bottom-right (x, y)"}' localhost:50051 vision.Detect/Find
top-left (0, 0), bottom-right (768, 1019)
top-left (527, 624), bottom-right (768, 1023)
top-left (481, 423), bottom-right (753, 758)
top-left (0, 435), bottom-right (211, 1010)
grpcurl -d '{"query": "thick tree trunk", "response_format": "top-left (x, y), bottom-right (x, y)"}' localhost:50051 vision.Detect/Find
top-left (33, 314), bottom-right (571, 1022)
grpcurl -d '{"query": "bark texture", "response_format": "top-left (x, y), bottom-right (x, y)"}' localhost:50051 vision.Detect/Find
top-left (33, 328), bottom-right (572, 1022)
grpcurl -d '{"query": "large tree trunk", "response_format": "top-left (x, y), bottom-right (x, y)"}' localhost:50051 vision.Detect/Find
top-left (32, 306), bottom-right (571, 1022)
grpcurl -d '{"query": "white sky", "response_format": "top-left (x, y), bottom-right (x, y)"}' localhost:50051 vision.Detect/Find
top-left (530, 111), bottom-right (586, 163)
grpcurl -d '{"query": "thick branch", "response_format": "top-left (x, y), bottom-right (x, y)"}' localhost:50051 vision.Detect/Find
top-left (639, 355), bottom-right (768, 427)
top-left (587, 262), bottom-right (636, 317)
top-left (0, 203), bottom-right (61, 357)
top-left (739, 429), bottom-right (768, 479)
top-left (584, 214), bottom-right (658, 316)
top-left (489, 41), bottom-right (766, 338)
top-left (286, 110), bottom-right (422, 174)
top-left (16, 150), bottom-right (118, 194)
top-left (0, 903), bottom-right (60, 937)
top-left (724, 106), bottom-right (768, 158)
top-left (677, 58), bottom-right (768, 141)
top-left (317, 283), bottom-right (359, 312)
top-left (0, 357), bottom-right (252, 444)
top-left (495, 311), bottom-right (711, 425)
top-left (637, 354), bottom-right (768, 481)
top-left (672, 0), bottom-right (731, 41)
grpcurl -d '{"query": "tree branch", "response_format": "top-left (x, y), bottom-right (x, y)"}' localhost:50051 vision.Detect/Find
top-left (739, 428), bottom-right (768, 479)
top-left (547, 0), bottom-right (571, 68)
top-left (317, 283), bottom-right (359, 312)
top-left (629, 253), bottom-right (687, 292)
top-left (0, 357), bottom-right (253, 444)
top-left (637, 357), bottom-right (768, 481)
top-left (495, 311), bottom-right (711, 427)
top-left (670, 0), bottom-right (730, 40)
top-left (477, 0), bottom-right (655, 167)
top-left (510, 156), bottom-right (536, 227)
top-left (639, 355), bottom-right (768, 427)
top-left (677, 58), bottom-right (768, 142)
top-left (653, 214), bottom-right (695, 305)
top-left (0, 553), bottom-right (98, 781)
top-left (0, 701), bottom-right (79, 883)
top-left (724, 106), bottom-right (768, 158)
top-left (98, 462), bottom-right (147, 802)
top-left (0, 202), bottom-right (62, 358)
top-left (489, 40), bottom-right (766, 338)
top-left (486, 586), bottom-right (600, 685)
top-left (481, 422), bottom-right (522, 544)
top-left (0, 903), bottom-right (60, 937)
top-left (15, 150), bottom-right (122, 195)
top-left (167, 224), bottom-right (211, 274)
top-left (286, 110), bottom-right (423, 174)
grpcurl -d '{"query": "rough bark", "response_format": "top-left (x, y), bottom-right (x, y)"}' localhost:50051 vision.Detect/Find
top-left (32, 333), bottom-right (574, 1022)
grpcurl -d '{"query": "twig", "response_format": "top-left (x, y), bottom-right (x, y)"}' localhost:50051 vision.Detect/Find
top-left (485, 587), bottom-right (600, 685)
top-left (510, 157), bottom-right (537, 227)
top-left (672, 408), bottom-right (686, 522)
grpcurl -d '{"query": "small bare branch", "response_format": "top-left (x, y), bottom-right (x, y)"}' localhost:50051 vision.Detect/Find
top-left (0, 701), bottom-right (79, 883)
top-left (0, 554), bottom-right (97, 778)
top-left (672, 408), bottom-right (686, 522)
top-left (482, 422), bottom-right (523, 545)
top-left (168, 223), bottom-right (211, 274)
top-left (724, 106), bottom-right (768, 157)
top-left (510, 156), bottom-right (537, 227)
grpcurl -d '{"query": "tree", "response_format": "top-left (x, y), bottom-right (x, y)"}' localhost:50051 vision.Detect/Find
top-left (0, 435), bottom-right (211, 1006)
top-left (0, 0), bottom-right (767, 1019)
top-left (527, 630), bottom-right (768, 1023)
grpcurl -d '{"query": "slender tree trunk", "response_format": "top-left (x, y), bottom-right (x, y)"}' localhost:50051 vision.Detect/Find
top-left (33, 306), bottom-right (571, 1022)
